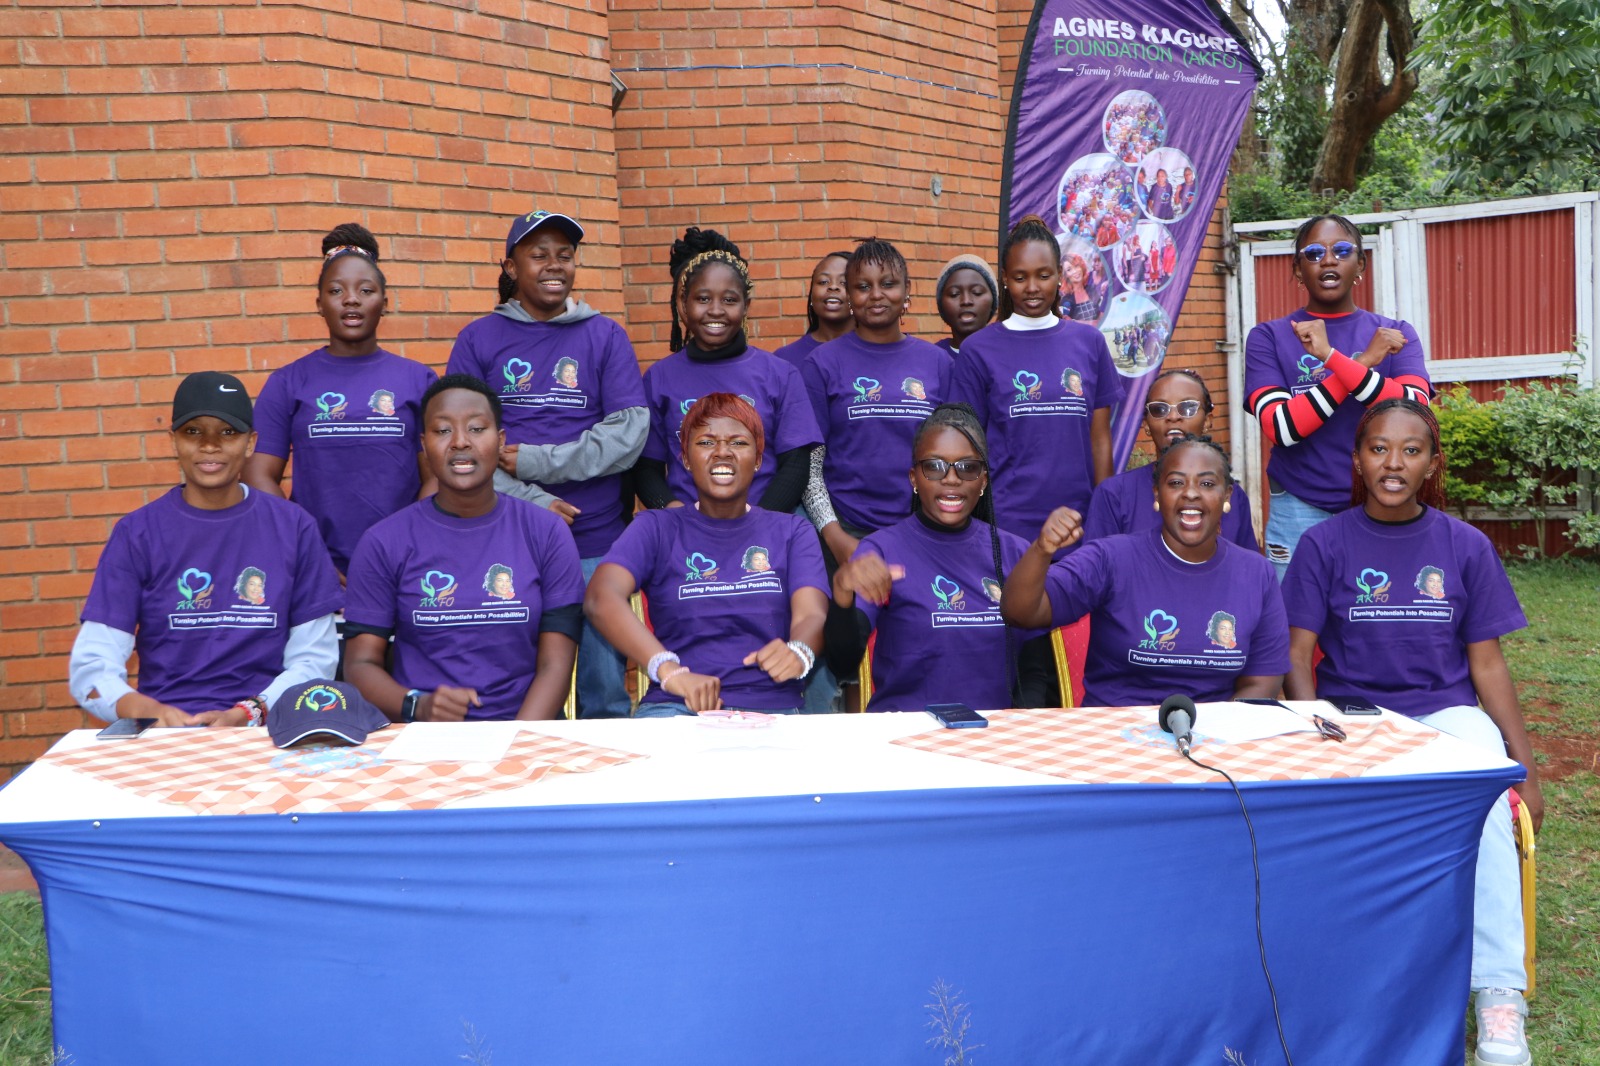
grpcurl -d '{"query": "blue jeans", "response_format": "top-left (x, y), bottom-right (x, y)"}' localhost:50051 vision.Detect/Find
top-left (576, 555), bottom-right (632, 718)
top-left (632, 702), bottom-right (800, 718)
top-left (1264, 489), bottom-right (1337, 582)
top-left (1418, 705), bottom-right (1527, 991)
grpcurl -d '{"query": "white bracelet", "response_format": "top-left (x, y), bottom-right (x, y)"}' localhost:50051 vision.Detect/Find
top-left (647, 651), bottom-right (681, 685)
top-left (785, 640), bottom-right (815, 678)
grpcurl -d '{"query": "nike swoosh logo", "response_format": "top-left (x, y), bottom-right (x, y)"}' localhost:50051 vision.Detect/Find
top-left (219, 386), bottom-right (238, 392)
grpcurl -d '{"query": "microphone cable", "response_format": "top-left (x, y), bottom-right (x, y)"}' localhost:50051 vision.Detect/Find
top-left (1184, 747), bottom-right (1296, 1066)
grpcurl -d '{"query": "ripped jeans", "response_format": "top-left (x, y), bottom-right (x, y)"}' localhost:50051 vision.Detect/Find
top-left (1264, 489), bottom-right (1337, 582)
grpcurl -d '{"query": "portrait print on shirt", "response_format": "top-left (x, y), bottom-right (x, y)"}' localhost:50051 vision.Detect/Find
top-left (368, 389), bottom-right (397, 417)
top-left (1344, 561), bottom-right (1454, 623)
top-left (483, 563), bottom-right (517, 601)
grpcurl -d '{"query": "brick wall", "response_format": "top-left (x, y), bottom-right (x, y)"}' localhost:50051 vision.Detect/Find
top-left (0, 0), bottom-right (621, 780)
top-left (0, 0), bottom-right (1241, 780)
top-left (607, 0), bottom-right (1006, 359)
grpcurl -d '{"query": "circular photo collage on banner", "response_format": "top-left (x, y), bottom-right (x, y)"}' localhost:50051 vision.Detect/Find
top-left (1114, 220), bottom-right (1177, 297)
top-left (1057, 153), bottom-right (1140, 250)
top-left (1135, 146), bottom-right (1199, 223)
top-left (1102, 89), bottom-right (1167, 165)
top-left (1056, 233), bottom-right (1111, 325)
top-left (1100, 292), bottom-right (1172, 378)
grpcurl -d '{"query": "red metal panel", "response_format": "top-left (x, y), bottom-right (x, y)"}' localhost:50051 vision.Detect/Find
top-left (1425, 210), bottom-right (1577, 360)
top-left (1251, 250), bottom-right (1377, 323)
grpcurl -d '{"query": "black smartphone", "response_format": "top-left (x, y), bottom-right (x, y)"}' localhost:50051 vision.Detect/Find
top-left (96, 717), bottom-right (156, 739)
top-left (1334, 698), bottom-right (1382, 716)
top-left (1236, 697), bottom-right (1290, 710)
top-left (926, 703), bottom-right (988, 729)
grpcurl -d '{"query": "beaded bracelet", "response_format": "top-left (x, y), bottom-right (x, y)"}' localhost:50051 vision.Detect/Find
top-left (647, 650), bottom-right (682, 685)
top-left (785, 640), bottom-right (815, 678)
top-left (235, 695), bottom-right (269, 727)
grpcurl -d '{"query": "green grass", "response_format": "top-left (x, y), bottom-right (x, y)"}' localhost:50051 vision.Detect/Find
top-left (0, 560), bottom-right (1594, 1063)
top-left (0, 893), bottom-right (54, 1066)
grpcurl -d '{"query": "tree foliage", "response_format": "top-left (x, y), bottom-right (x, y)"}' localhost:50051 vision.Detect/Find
top-left (1413, 0), bottom-right (1600, 194)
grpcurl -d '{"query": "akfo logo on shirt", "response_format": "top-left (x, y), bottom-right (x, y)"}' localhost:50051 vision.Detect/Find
top-left (1139, 609), bottom-right (1180, 650)
top-left (175, 567), bottom-right (213, 610)
top-left (314, 392), bottom-right (348, 421)
top-left (419, 569), bottom-right (458, 607)
top-left (931, 575), bottom-right (966, 611)
top-left (851, 377), bottom-right (883, 403)
top-left (684, 553), bottom-right (719, 581)
top-left (679, 393), bottom-right (756, 416)
top-left (1354, 567), bottom-right (1391, 604)
top-left (502, 358), bottom-right (536, 393)
top-left (1012, 370), bottom-right (1042, 402)
top-left (1295, 353), bottom-right (1324, 383)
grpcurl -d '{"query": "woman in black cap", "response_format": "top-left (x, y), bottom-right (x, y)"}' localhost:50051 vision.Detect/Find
top-left (68, 372), bottom-right (343, 728)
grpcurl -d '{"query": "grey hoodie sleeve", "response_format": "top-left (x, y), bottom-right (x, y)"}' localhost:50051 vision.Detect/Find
top-left (494, 469), bottom-right (561, 508)
top-left (514, 405), bottom-right (650, 485)
top-left (801, 445), bottom-right (839, 531)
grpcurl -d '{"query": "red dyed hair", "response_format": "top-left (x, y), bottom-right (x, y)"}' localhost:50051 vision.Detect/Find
top-left (678, 392), bottom-right (764, 459)
top-left (1351, 398), bottom-right (1448, 510)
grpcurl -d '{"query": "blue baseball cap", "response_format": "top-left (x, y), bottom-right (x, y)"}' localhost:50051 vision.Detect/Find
top-left (505, 209), bottom-right (584, 257)
top-left (269, 680), bottom-right (390, 749)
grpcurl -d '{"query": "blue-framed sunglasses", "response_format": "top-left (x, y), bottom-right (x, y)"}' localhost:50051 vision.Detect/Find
top-left (1297, 241), bottom-right (1358, 264)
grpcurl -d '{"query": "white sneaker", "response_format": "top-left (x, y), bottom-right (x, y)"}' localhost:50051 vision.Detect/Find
top-left (1474, 987), bottom-right (1531, 1066)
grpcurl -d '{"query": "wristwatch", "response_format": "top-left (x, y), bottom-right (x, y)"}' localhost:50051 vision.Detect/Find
top-left (401, 689), bottom-right (422, 723)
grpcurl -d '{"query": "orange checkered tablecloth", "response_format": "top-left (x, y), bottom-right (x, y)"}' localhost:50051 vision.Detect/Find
top-left (892, 708), bottom-right (1435, 784)
top-left (41, 727), bottom-right (646, 816)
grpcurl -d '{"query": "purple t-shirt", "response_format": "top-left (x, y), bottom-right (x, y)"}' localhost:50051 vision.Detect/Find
top-left (253, 347), bottom-right (437, 573)
top-left (854, 515), bottom-right (1035, 712)
top-left (1281, 506), bottom-right (1526, 717)
top-left (81, 487), bottom-right (343, 714)
top-left (446, 313), bottom-right (646, 557)
top-left (771, 333), bottom-right (821, 370)
top-left (1244, 308), bottom-right (1429, 512)
top-left (934, 338), bottom-right (958, 356)
top-left (1044, 529), bottom-right (1289, 707)
top-left (1083, 465), bottom-right (1259, 551)
top-left (801, 332), bottom-right (951, 531)
top-left (950, 319), bottom-right (1125, 539)
top-left (640, 346), bottom-right (822, 506)
top-left (602, 505), bottom-right (828, 711)
top-left (344, 496), bottom-right (585, 721)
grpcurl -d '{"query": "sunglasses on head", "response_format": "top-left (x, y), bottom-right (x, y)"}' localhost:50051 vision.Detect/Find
top-left (915, 458), bottom-right (986, 482)
top-left (1145, 400), bottom-right (1204, 419)
top-left (1297, 241), bottom-right (1358, 264)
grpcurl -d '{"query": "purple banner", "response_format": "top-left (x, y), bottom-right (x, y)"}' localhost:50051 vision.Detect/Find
top-left (1002, 1), bottom-right (1258, 469)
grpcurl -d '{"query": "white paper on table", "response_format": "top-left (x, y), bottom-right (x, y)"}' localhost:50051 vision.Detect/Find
top-left (1192, 702), bottom-right (1317, 745)
top-left (381, 721), bottom-right (521, 763)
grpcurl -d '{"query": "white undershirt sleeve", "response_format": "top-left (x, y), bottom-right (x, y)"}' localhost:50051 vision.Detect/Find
top-left (259, 614), bottom-right (340, 709)
top-left (69, 622), bottom-right (137, 723)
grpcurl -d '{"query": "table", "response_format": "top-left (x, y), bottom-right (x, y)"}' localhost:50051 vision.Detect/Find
top-left (0, 704), bottom-right (1522, 1065)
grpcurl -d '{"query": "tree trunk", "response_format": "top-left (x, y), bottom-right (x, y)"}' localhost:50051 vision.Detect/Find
top-left (1310, 0), bottom-right (1417, 192)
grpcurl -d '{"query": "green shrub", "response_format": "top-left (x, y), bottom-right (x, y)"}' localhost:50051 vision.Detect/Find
top-left (1434, 377), bottom-right (1600, 554)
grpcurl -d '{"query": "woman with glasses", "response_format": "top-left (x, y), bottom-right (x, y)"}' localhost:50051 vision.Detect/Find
top-left (1244, 213), bottom-right (1430, 578)
top-left (1001, 434), bottom-right (1287, 708)
top-left (826, 404), bottom-right (1043, 712)
top-left (1083, 368), bottom-right (1256, 549)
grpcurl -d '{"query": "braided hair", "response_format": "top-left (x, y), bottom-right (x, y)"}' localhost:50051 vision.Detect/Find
top-left (997, 215), bottom-right (1062, 319)
top-left (319, 223), bottom-right (385, 289)
top-left (668, 227), bottom-right (752, 353)
top-left (804, 250), bottom-right (854, 334)
top-left (1157, 432), bottom-right (1235, 488)
top-left (1149, 367), bottom-right (1215, 414)
top-left (911, 402), bottom-right (1019, 701)
top-left (1351, 397), bottom-right (1447, 510)
top-left (846, 237), bottom-right (908, 290)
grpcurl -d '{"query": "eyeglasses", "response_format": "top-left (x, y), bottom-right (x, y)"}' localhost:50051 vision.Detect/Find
top-left (915, 458), bottom-right (986, 482)
top-left (1297, 241), bottom-right (1358, 264)
top-left (1145, 400), bottom-right (1204, 419)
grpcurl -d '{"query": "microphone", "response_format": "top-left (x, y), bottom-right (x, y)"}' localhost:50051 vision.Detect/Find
top-left (1158, 694), bottom-right (1197, 756)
